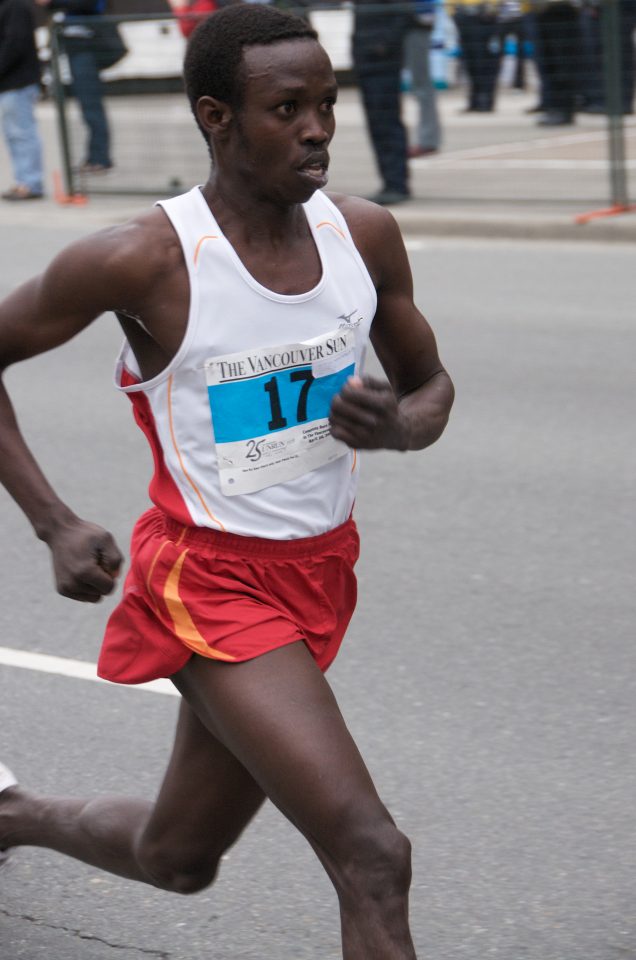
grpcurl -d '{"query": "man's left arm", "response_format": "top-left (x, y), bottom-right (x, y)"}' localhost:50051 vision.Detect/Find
top-left (329, 201), bottom-right (454, 452)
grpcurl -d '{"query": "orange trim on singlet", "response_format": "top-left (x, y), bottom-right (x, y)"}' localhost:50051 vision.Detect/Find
top-left (315, 221), bottom-right (346, 239)
top-left (193, 234), bottom-right (220, 266)
top-left (351, 449), bottom-right (357, 473)
top-left (163, 549), bottom-right (237, 661)
top-left (167, 375), bottom-right (226, 532)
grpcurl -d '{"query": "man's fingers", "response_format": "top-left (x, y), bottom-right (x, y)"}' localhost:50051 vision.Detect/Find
top-left (80, 562), bottom-right (120, 596)
top-left (95, 538), bottom-right (123, 577)
top-left (330, 398), bottom-right (379, 431)
top-left (337, 379), bottom-right (394, 411)
top-left (331, 381), bottom-right (396, 435)
top-left (62, 587), bottom-right (103, 604)
top-left (58, 570), bottom-right (115, 599)
top-left (329, 424), bottom-right (360, 447)
top-left (49, 521), bottom-right (124, 603)
top-left (57, 552), bottom-right (122, 601)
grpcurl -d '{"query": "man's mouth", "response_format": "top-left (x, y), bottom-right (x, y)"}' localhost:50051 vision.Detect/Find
top-left (298, 155), bottom-right (329, 183)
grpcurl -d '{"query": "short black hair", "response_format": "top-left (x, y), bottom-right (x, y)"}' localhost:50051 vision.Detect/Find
top-left (184, 4), bottom-right (318, 137)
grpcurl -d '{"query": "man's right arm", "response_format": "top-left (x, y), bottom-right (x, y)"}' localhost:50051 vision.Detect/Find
top-left (0, 225), bottom-right (157, 601)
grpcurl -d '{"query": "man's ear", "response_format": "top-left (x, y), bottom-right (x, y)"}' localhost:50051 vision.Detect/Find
top-left (195, 96), bottom-right (233, 137)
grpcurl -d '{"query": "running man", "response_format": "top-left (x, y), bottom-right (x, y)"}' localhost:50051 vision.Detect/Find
top-left (0, 6), bottom-right (454, 958)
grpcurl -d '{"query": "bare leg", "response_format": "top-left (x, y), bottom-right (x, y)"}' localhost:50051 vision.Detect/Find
top-left (174, 643), bottom-right (417, 960)
top-left (0, 700), bottom-right (265, 891)
top-left (1, 642), bottom-right (417, 957)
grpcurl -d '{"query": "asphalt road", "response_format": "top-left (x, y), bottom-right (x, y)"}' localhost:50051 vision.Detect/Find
top-left (0, 224), bottom-right (635, 960)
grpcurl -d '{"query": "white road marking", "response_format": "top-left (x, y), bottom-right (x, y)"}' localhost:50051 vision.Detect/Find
top-left (414, 159), bottom-right (636, 170)
top-left (405, 239), bottom-right (430, 251)
top-left (0, 645), bottom-right (178, 697)
top-left (410, 127), bottom-right (636, 165)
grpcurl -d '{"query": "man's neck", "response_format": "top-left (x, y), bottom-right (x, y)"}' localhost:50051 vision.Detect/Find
top-left (200, 179), bottom-right (311, 249)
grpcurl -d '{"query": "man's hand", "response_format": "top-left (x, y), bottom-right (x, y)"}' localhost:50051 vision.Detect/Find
top-left (329, 375), bottom-right (409, 451)
top-left (47, 519), bottom-right (123, 603)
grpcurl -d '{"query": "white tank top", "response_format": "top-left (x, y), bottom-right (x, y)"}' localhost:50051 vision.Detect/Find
top-left (115, 186), bottom-right (377, 539)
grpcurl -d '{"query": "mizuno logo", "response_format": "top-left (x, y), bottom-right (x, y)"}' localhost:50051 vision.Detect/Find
top-left (337, 309), bottom-right (363, 331)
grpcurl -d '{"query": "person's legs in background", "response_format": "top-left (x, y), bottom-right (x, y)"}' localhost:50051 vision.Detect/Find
top-left (579, 2), bottom-right (604, 111)
top-left (404, 26), bottom-right (441, 156)
top-left (454, 9), bottom-right (479, 110)
top-left (535, 1), bottom-right (582, 124)
top-left (455, 9), bottom-right (502, 111)
top-left (471, 12), bottom-right (503, 110)
top-left (619, 0), bottom-right (636, 112)
top-left (68, 49), bottom-right (112, 170)
top-left (507, 14), bottom-right (527, 90)
top-left (523, 10), bottom-right (550, 112)
top-left (0, 84), bottom-right (44, 200)
top-left (357, 65), bottom-right (410, 201)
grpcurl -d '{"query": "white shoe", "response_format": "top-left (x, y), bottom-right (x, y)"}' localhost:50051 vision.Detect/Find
top-left (0, 763), bottom-right (17, 794)
top-left (0, 762), bottom-right (17, 870)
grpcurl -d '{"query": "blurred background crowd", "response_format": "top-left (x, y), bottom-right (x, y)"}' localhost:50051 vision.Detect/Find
top-left (0, 0), bottom-right (634, 204)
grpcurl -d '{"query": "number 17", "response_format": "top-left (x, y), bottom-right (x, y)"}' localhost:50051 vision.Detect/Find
top-left (264, 370), bottom-right (315, 431)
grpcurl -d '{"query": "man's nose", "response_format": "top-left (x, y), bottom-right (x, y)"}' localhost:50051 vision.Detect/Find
top-left (301, 112), bottom-right (331, 144)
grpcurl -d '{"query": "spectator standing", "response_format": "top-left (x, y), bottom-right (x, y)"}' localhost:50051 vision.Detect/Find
top-left (404, 0), bottom-right (442, 156)
top-left (622, 0), bottom-right (636, 113)
top-left (0, 0), bottom-right (45, 200)
top-left (580, 0), bottom-right (635, 114)
top-left (36, 0), bottom-right (113, 172)
top-left (352, 0), bottom-right (412, 204)
top-left (533, 0), bottom-right (582, 125)
top-left (522, 0), bottom-right (551, 112)
top-left (579, 0), bottom-right (604, 110)
top-left (453, 0), bottom-right (503, 111)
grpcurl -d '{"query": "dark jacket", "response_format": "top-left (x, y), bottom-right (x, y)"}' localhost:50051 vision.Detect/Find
top-left (352, 0), bottom-right (415, 74)
top-left (0, 0), bottom-right (41, 93)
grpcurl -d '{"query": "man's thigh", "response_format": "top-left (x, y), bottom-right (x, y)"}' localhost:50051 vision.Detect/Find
top-left (172, 643), bottom-right (391, 853)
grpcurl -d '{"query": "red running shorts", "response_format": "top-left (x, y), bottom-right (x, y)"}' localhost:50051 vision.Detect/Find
top-left (98, 507), bottom-right (360, 685)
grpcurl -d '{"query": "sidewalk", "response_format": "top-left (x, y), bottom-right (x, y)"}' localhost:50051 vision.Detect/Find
top-left (394, 86), bottom-right (636, 242)
top-left (1, 84), bottom-right (635, 242)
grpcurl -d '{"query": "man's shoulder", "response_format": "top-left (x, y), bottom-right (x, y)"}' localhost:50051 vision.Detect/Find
top-left (79, 206), bottom-right (182, 287)
top-left (324, 191), bottom-right (403, 281)
top-left (326, 191), bottom-right (400, 229)
top-left (47, 205), bottom-right (184, 310)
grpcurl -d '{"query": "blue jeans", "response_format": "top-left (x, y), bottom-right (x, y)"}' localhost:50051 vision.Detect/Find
top-left (0, 84), bottom-right (44, 194)
top-left (68, 49), bottom-right (111, 166)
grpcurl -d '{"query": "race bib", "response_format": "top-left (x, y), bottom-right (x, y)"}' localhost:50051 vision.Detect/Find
top-left (205, 329), bottom-right (355, 496)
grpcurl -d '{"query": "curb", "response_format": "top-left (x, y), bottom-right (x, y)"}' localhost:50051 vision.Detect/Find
top-left (391, 206), bottom-right (636, 243)
top-left (4, 196), bottom-right (636, 245)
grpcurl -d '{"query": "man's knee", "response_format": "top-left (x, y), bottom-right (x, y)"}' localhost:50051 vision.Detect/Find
top-left (331, 816), bottom-right (413, 904)
top-left (135, 837), bottom-right (219, 895)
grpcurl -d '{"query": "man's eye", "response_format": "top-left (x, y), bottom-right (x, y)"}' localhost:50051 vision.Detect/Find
top-left (278, 102), bottom-right (297, 116)
top-left (322, 99), bottom-right (336, 113)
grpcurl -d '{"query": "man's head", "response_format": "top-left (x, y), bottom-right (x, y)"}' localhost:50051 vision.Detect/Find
top-left (184, 5), bottom-right (318, 137)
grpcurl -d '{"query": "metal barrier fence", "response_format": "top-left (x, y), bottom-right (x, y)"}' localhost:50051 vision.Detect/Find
top-left (46, 2), bottom-right (634, 214)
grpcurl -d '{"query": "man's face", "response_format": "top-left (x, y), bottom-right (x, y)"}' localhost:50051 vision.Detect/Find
top-left (229, 38), bottom-right (337, 204)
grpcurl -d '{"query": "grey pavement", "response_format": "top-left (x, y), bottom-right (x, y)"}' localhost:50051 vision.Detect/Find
top-left (0, 70), bottom-right (635, 960)
top-left (1, 83), bottom-right (635, 241)
top-left (0, 231), bottom-right (634, 960)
